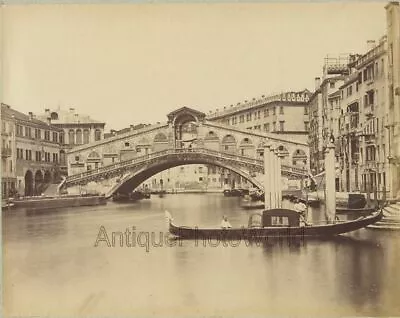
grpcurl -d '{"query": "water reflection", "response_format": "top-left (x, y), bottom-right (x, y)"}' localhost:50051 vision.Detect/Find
top-left (3, 193), bottom-right (400, 316)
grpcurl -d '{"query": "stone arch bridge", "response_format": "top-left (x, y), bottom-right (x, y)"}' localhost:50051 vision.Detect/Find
top-left (61, 107), bottom-right (309, 196)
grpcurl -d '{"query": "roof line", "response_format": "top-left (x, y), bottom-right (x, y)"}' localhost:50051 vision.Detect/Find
top-left (203, 121), bottom-right (308, 147)
top-left (67, 123), bottom-right (169, 154)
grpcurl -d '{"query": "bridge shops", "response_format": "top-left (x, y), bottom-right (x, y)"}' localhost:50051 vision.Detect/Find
top-left (63, 107), bottom-right (309, 196)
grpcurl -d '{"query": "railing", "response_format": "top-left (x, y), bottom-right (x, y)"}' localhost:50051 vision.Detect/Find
top-left (65, 147), bottom-right (308, 184)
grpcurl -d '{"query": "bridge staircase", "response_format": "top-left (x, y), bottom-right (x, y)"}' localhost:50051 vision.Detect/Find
top-left (43, 183), bottom-right (61, 196)
top-left (368, 202), bottom-right (400, 230)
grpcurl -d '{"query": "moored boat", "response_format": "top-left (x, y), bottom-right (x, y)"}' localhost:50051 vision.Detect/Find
top-left (165, 208), bottom-right (383, 239)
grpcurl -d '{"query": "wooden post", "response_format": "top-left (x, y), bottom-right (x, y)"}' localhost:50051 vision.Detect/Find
top-left (366, 182), bottom-right (371, 208)
top-left (269, 146), bottom-right (277, 209)
top-left (325, 142), bottom-right (336, 222)
top-left (264, 144), bottom-right (271, 210)
top-left (382, 185), bottom-right (387, 207)
top-left (278, 153), bottom-right (284, 208)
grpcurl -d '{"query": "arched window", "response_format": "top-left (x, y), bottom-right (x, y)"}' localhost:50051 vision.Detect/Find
top-left (95, 129), bottom-right (101, 141)
top-left (59, 132), bottom-right (65, 144)
top-left (68, 129), bottom-right (75, 145)
top-left (76, 129), bottom-right (82, 144)
top-left (83, 129), bottom-right (90, 144)
top-left (50, 112), bottom-right (59, 120)
top-left (153, 132), bottom-right (168, 143)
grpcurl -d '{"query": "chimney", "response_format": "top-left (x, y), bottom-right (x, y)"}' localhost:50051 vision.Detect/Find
top-left (315, 77), bottom-right (321, 90)
top-left (45, 108), bottom-right (50, 114)
top-left (28, 112), bottom-right (33, 120)
top-left (69, 107), bottom-right (75, 113)
top-left (47, 117), bottom-right (51, 125)
top-left (367, 40), bottom-right (376, 51)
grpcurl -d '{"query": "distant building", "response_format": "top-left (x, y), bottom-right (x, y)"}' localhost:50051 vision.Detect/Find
top-left (148, 165), bottom-right (209, 192)
top-left (1, 104), bottom-right (63, 197)
top-left (207, 89), bottom-right (311, 144)
top-left (308, 55), bottom-right (351, 176)
top-left (38, 107), bottom-right (106, 149)
top-left (204, 90), bottom-right (311, 189)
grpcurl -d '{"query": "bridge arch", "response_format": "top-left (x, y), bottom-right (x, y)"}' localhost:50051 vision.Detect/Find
top-left (203, 131), bottom-right (220, 151)
top-left (292, 149), bottom-right (307, 166)
top-left (24, 170), bottom-right (33, 196)
top-left (204, 130), bottom-right (219, 140)
top-left (221, 134), bottom-right (236, 153)
top-left (87, 151), bottom-right (101, 170)
top-left (239, 137), bottom-right (255, 157)
top-left (106, 152), bottom-right (263, 196)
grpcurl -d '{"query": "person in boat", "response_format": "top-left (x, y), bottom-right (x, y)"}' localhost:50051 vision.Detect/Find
top-left (294, 199), bottom-right (307, 215)
top-left (294, 199), bottom-right (308, 226)
top-left (220, 215), bottom-right (232, 229)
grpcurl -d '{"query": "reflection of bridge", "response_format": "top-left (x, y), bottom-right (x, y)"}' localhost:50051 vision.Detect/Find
top-left (62, 107), bottom-right (309, 195)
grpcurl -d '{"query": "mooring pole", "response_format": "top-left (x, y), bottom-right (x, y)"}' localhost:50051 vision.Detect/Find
top-left (324, 141), bottom-right (336, 222)
top-left (264, 144), bottom-right (271, 210)
top-left (269, 146), bottom-right (277, 209)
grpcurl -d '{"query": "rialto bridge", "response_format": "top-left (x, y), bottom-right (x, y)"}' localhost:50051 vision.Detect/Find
top-left (60, 107), bottom-right (309, 196)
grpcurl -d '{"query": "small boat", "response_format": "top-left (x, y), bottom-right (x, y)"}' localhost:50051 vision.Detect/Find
top-left (165, 208), bottom-right (383, 239)
top-left (241, 202), bottom-right (264, 210)
top-left (112, 191), bottom-right (149, 202)
top-left (1, 200), bottom-right (15, 209)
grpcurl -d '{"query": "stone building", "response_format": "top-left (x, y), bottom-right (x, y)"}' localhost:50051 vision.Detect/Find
top-left (207, 90), bottom-right (311, 144)
top-left (308, 55), bottom-right (351, 176)
top-left (38, 107), bottom-right (106, 147)
top-left (1, 105), bottom-right (16, 198)
top-left (1, 104), bottom-right (63, 197)
top-left (37, 107), bottom-right (106, 176)
top-left (386, 1), bottom-right (400, 199)
top-left (204, 90), bottom-right (311, 189)
top-left (337, 37), bottom-right (389, 197)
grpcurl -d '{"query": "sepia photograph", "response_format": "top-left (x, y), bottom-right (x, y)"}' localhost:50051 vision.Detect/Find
top-left (1, 0), bottom-right (400, 317)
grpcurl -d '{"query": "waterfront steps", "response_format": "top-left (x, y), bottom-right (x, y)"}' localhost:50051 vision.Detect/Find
top-left (368, 202), bottom-right (400, 230)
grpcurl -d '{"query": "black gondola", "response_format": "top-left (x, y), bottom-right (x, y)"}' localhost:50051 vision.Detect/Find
top-left (165, 208), bottom-right (383, 239)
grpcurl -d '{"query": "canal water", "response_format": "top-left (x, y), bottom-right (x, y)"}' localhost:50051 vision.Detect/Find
top-left (3, 193), bottom-right (400, 317)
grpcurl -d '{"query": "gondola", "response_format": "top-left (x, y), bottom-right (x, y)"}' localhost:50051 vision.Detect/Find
top-left (336, 206), bottom-right (377, 215)
top-left (165, 208), bottom-right (383, 239)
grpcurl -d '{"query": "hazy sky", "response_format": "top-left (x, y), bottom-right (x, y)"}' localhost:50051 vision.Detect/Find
top-left (2, 2), bottom-right (388, 130)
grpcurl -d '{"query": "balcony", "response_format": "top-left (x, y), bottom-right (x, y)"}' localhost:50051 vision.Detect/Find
top-left (1, 147), bottom-right (12, 158)
top-left (365, 134), bottom-right (376, 145)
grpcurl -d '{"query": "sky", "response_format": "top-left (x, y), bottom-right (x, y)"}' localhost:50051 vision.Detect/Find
top-left (1, 2), bottom-right (389, 131)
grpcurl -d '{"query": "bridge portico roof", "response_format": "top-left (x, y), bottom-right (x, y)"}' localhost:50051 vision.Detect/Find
top-left (203, 121), bottom-right (308, 147)
top-left (166, 106), bottom-right (206, 125)
top-left (66, 122), bottom-right (168, 155)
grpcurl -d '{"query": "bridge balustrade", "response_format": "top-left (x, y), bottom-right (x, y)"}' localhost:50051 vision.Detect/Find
top-left (65, 147), bottom-right (307, 185)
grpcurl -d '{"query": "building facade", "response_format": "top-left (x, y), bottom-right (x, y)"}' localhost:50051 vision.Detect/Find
top-left (386, 1), bottom-right (400, 199)
top-left (207, 90), bottom-right (311, 144)
top-left (337, 37), bottom-right (389, 197)
top-left (203, 90), bottom-right (311, 190)
top-left (1, 104), bottom-right (63, 197)
top-left (37, 107), bottom-right (106, 176)
top-left (38, 107), bottom-right (106, 147)
top-left (308, 55), bottom-right (351, 176)
top-left (1, 105), bottom-right (17, 198)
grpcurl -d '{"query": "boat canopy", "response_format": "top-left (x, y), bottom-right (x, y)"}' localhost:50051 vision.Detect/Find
top-left (262, 209), bottom-right (300, 227)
